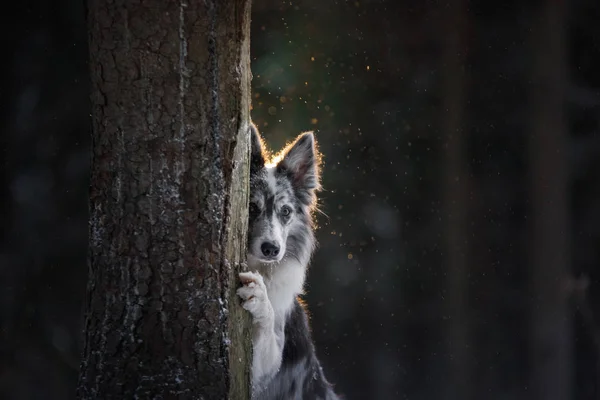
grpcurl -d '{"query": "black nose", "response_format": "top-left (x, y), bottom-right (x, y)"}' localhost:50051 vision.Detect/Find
top-left (261, 242), bottom-right (280, 258)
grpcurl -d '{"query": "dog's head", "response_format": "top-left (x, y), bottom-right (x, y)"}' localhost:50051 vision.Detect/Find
top-left (247, 124), bottom-right (321, 268)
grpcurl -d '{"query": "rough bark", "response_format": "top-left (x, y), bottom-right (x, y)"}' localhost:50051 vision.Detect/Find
top-left (440, 1), bottom-right (471, 398)
top-left (77, 0), bottom-right (253, 398)
top-left (529, 1), bottom-right (572, 399)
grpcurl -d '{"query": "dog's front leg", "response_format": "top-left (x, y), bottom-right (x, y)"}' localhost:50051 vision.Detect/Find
top-left (237, 271), bottom-right (283, 394)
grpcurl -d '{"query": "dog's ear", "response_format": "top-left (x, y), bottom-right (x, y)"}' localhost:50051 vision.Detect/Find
top-left (250, 122), bottom-right (266, 175)
top-left (277, 131), bottom-right (320, 191)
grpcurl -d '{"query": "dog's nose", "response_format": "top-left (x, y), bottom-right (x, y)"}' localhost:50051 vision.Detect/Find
top-left (261, 242), bottom-right (280, 258)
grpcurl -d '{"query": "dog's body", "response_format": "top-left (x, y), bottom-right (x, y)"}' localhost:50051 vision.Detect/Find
top-left (237, 123), bottom-right (338, 400)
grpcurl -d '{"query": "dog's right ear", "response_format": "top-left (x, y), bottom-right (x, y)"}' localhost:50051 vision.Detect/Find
top-left (250, 122), bottom-right (266, 175)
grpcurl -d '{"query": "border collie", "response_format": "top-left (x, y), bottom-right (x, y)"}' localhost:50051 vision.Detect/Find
top-left (237, 123), bottom-right (339, 400)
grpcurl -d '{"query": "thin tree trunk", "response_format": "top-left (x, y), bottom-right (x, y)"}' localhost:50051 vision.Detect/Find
top-left (77, 0), bottom-right (253, 398)
top-left (529, 1), bottom-right (572, 400)
top-left (441, 1), bottom-right (471, 399)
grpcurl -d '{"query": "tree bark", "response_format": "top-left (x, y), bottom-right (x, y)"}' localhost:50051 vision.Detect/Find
top-left (529, 1), bottom-right (572, 400)
top-left (77, 0), bottom-right (253, 398)
top-left (440, 1), bottom-right (471, 399)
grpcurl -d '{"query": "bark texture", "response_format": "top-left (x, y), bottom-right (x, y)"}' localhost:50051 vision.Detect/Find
top-left (529, 1), bottom-right (572, 400)
top-left (441, 1), bottom-right (471, 399)
top-left (78, 0), bottom-right (253, 398)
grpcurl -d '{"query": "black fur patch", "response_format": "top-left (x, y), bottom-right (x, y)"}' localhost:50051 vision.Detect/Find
top-left (259, 300), bottom-right (338, 400)
top-left (250, 123), bottom-right (266, 175)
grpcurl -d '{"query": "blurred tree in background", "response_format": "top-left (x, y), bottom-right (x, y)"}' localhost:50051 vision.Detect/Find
top-left (1, 0), bottom-right (600, 399)
top-left (528, 1), bottom-right (572, 399)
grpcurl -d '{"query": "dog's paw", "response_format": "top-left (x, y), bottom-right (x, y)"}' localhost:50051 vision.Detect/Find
top-left (237, 271), bottom-right (273, 322)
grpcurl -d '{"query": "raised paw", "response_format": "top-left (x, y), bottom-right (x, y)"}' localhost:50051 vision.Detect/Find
top-left (237, 271), bottom-right (273, 322)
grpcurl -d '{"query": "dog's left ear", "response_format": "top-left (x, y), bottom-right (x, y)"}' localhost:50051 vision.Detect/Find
top-left (277, 131), bottom-right (320, 190)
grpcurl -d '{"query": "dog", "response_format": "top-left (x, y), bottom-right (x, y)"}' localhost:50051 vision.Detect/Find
top-left (237, 123), bottom-right (339, 400)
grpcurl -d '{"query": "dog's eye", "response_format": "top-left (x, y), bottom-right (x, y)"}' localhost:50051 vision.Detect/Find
top-left (249, 202), bottom-right (260, 216)
top-left (281, 206), bottom-right (292, 217)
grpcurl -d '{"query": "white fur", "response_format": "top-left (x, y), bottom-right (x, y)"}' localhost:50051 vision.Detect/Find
top-left (239, 259), bottom-right (306, 397)
top-left (259, 260), bottom-right (306, 316)
top-left (237, 271), bottom-right (284, 394)
top-left (265, 167), bottom-right (278, 195)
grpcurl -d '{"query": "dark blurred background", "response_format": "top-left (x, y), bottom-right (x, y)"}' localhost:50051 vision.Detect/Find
top-left (1, 0), bottom-right (600, 399)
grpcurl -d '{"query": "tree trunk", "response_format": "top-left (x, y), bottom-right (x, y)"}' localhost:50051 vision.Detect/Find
top-left (77, 0), bottom-right (253, 398)
top-left (529, 1), bottom-right (572, 400)
top-left (440, 1), bottom-right (471, 399)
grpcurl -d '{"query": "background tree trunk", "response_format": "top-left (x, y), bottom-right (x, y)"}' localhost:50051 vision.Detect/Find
top-left (441, 0), bottom-right (471, 399)
top-left (529, 1), bottom-right (572, 399)
top-left (77, 0), bottom-right (253, 398)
